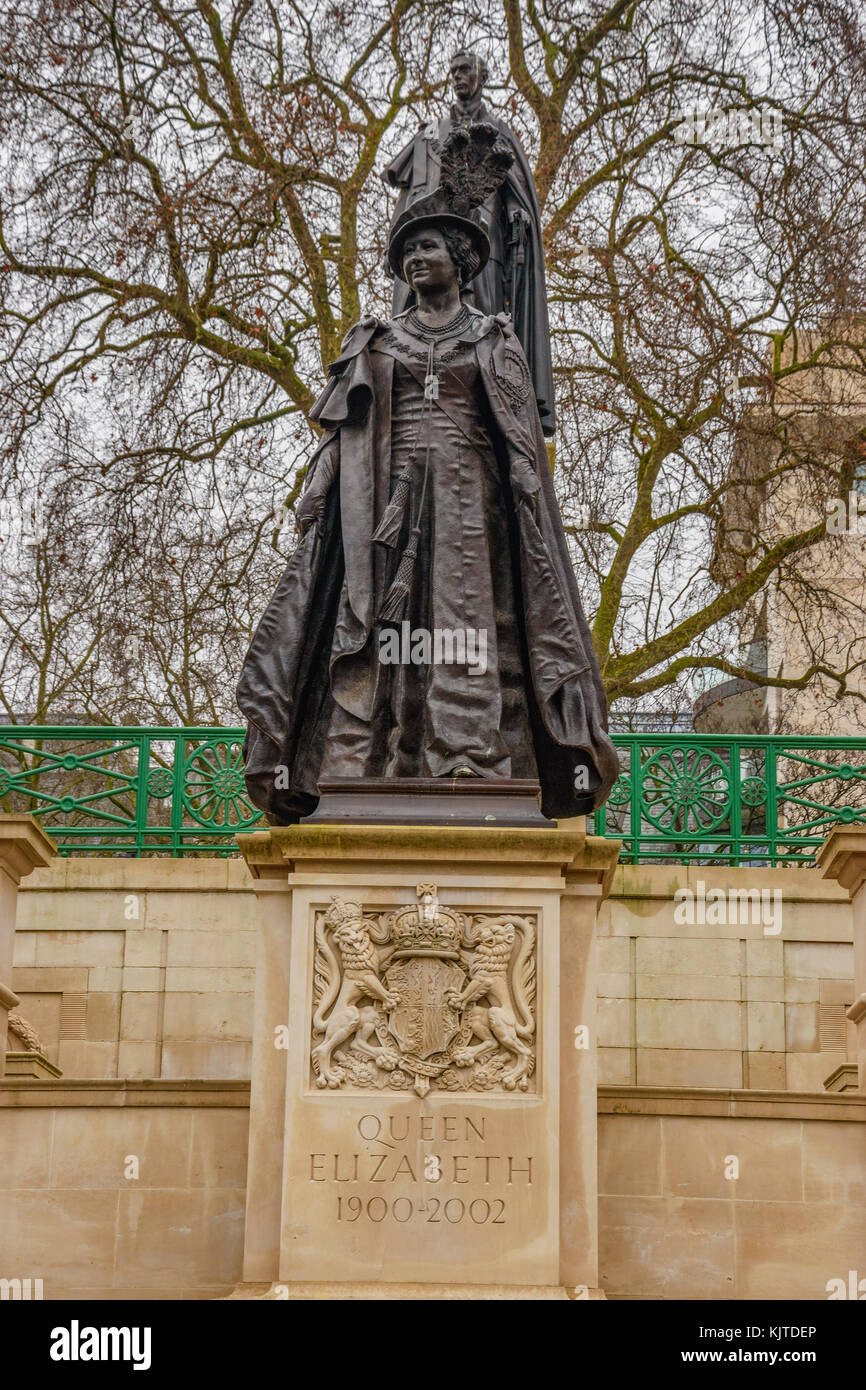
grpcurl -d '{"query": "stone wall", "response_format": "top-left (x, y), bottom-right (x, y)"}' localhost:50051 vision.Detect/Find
top-left (0, 1081), bottom-right (248, 1299)
top-left (598, 866), bottom-right (856, 1091)
top-left (13, 859), bottom-right (856, 1092)
top-left (14, 860), bottom-right (256, 1080)
top-left (598, 1088), bottom-right (866, 1300)
top-left (1, 1080), bottom-right (862, 1299)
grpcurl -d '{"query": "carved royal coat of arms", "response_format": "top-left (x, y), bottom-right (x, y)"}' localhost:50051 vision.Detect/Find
top-left (310, 885), bottom-right (537, 1096)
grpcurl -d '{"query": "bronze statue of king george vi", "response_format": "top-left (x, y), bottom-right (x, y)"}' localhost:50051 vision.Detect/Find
top-left (237, 123), bottom-right (617, 824)
top-left (383, 49), bottom-right (556, 437)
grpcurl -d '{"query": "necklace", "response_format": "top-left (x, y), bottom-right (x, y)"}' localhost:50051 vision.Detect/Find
top-left (407, 304), bottom-right (471, 340)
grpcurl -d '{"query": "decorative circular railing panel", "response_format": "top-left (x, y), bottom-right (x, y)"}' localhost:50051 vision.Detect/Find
top-left (182, 740), bottom-right (261, 830)
top-left (640, 747), bottom-right (731, 835)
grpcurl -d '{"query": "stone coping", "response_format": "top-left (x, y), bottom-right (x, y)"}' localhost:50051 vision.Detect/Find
top-left (19, 858), bottom-right (253, 891)
top-left (599, 1084), bottom-right (866, 1121)
top-left (0, 1079), bottom-right (251, 1107)
top-left (610, 863), bottom-right (850, 901)
top-left (0, 981), bottom-right (21, 1010)
top-left (1, 1078), bottom-right (862, 1120)
top-left (5, 1051), bottom-right (62, 1078)
top-left (0, 814), bottom-right (57, 882)
top-left (817, 825), bottom-right (866, 895)
top-left (848, 992), bottom-right (866, 1023)
top-left (18, 856), bottom-right (843, 898)
top-left (237, 822), bottom-right (592, 877)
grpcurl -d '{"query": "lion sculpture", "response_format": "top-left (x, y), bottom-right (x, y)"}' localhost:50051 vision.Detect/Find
top-left (311, 898), bottom-right (400, 1088)
top-left (447, 915), bottom-right (536, 1089)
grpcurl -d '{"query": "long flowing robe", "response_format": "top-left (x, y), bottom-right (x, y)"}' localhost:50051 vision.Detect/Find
top-left (237, 309), bottom-right (617, 823)
top-left (383, 103), bottom-right (556, 436)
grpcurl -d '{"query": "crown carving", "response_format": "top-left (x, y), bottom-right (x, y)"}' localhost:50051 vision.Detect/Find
top-left (324, 896), bottom-right (361, 926)
top-left (390, 884), bottom-right (463, 959)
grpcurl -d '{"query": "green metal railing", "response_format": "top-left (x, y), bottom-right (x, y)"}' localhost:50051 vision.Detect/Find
top-left (1, 726), bottom-right (866, 864)
top-left (0, 727), bottom-right (258, 857)
top-left (593, 734), bottom-right (866, 865)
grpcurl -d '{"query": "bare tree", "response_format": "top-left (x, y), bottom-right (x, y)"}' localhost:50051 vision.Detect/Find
top-left (1, 0), bottom-right (865, 728)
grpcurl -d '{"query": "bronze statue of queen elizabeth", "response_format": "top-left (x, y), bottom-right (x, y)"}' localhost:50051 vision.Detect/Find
top-left (237, 125), bottom-right (617, 823)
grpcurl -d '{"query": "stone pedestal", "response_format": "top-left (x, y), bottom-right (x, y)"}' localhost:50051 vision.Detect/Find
top-left (818, 826), bottom-right (866, 1092)
top-left (235, 817), bottom-right (619, 1298)
top-left (0, 816), bottom-right (56, 1072)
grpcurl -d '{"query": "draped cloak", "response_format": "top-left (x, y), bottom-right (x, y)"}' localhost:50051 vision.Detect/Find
top-left (383, 104), bottom-right (556, 436)
top-left (236, 310), bottom-right (618, 823)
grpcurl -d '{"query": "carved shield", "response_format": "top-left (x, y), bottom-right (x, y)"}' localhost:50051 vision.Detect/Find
top-left (385, 957), bottom-right (465, 1059)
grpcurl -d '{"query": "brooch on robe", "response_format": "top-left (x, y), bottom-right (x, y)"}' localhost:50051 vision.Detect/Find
top-left (494, 345), bottom-right (532, 410)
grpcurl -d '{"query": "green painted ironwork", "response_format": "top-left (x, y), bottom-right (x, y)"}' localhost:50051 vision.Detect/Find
top-left (0, 727), bottom-right (261, 857)
top-left (593, 734), bottom-right (866, 865)
top-left (1, 727), bottom-right (866, 864)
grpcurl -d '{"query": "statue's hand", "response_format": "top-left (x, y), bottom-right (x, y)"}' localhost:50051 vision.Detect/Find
top-left (511, 466), bottom-right (541, 518)
top-left (295, 492), bottom-right (326, 536)
top-left (517, 489), bottom-right (539, 520)
top-left (295, 440), bottom-right (339, 535)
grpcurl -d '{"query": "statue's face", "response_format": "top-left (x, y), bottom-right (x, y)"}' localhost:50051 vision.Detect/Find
top-left (401, 226), bottom-right (457, 293)
top-left (450, 53), bottom-right (482, 102)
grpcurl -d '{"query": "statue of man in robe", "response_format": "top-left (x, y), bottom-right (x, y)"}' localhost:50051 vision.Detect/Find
top-left (383, 48), bottom-right (556, 437)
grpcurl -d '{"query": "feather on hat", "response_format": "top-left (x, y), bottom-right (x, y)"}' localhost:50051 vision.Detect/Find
top-left (388, 122), bottom-right (514, 282)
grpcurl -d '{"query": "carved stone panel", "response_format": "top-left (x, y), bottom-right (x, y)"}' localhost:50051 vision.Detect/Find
top-left (310, 885), bottom-right (537, 1096)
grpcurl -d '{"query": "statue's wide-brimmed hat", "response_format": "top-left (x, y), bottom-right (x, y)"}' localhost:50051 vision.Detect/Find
top-left (387, 122), bottom-right (513, 283)
top-left (388, 196), bottom-right (490, 281)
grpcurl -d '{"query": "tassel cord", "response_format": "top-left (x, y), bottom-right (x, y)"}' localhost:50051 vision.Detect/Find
top-left (413, 338), bottom-right (435, 523)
